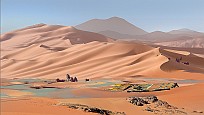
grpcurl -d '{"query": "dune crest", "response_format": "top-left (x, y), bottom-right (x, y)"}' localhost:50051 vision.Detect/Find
top-left (1, 24), bottom-right (204, 80)
top-left (1, 24), bottom-right (113, 50)
top-left (2, 40), bottom-right (204, 79)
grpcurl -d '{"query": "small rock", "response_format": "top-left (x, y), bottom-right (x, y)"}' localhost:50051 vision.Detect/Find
top-left (142, 96), bottom-right (158, 103)
top-left (59, 103), bottom-right (125, 115)
top-left (128, 97), bottom-right (148, 106)
top-left (155, 100), bottom-right (177, 109)
top-left (193, 110), bottom-right (203, 113)
top-left (145, 107), bottom-right (154, 112)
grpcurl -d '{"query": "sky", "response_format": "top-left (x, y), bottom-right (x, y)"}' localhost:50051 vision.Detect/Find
top-left (1, 0), bottom-right (204, 34)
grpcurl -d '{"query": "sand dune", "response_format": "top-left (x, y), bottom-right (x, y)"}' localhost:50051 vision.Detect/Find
top-left (1, 24), bottom-right (204, 115)
top-left (1, 41), bottom-right (157, 78)
top-left (1, 24), bottom-right (112, 50)
top-left (1, 40), bottom-right (204, 79)
top-left (1, 24), bottom-right (204, 80)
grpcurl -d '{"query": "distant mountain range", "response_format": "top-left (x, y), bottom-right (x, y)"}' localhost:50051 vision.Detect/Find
top-left (75, 17), bottom-right (148, 35)
top-left (75, 17), bottom-right (204, 48)
top-left (168, 28), bottom-right (204, 36)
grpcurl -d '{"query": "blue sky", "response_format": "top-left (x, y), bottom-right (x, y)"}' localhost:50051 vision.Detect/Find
top-left (1, 0), bottom-right (204, 33)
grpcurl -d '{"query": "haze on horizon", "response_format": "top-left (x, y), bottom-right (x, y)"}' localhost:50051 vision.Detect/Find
top-left (1, 0), bottom-right (204, 34)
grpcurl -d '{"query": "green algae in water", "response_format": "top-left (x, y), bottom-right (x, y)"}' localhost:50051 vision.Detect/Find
top-left (87, 79), bottom-right (121, 88)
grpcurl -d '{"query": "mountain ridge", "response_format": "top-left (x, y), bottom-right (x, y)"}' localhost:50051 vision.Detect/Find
top-left (75, 17), bottom-right (148, 35)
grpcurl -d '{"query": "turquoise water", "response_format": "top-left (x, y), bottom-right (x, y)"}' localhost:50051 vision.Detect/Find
top-left (0, 84), bottom-right (84, 98)
top-left (1, 78), bottom-right (121, 99)
top-left (46, 88), bottom-right (86, 98)
top-left (89, 81), bottom-right (116, 88)
top-left (1, 84), bottom-right (30, 90)
top-left (0, 93), bottom-right (9, 98)
top-left (136, 77), bottom-right (204, 84)
top-left (27, 88), bottom-right (80, 98)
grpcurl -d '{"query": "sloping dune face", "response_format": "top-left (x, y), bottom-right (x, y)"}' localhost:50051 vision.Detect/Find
top-left (160, 49), bottom-right (204, 73)
top-left (1, 24), bottom-right (204, 79)
top-left (1, 39), bottom-right (166, 78)
top-left (1, 24), bottom-right (112, 50)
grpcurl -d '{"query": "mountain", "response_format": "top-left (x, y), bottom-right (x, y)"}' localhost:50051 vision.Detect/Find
top-left (1, 24), bottom-right (113, 50)
top-left (168, 28), bottom-right (204, 37)
top-left (99, 30), bottom-right (193, 42)
top-left (98, 29), bottom-right (204, 48)
top-left (75, 17), bottom-right (147, 35)
top-left (152, 29), bottom-right (204, 48)
top-left (155, 38), bottom-right (204, 48)
top-left (98, 30), bottom-right (137, 39)
top-left (140, 31), bottom-right (204, 48)
top-left (75, 17), bottom-right (204, 48)
top-left (138, 31), bottom-right (195, 42)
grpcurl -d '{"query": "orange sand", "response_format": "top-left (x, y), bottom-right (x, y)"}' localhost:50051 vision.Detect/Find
top-left (1, 97), bottom-right (96, 115)
top-left (1, 24), bottom-right (204, 115)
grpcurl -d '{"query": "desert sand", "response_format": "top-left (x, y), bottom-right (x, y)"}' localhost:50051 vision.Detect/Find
top-left (1, 97), bottom-right (96, 115)
top-left (1, 24), bottom-right (204, 115)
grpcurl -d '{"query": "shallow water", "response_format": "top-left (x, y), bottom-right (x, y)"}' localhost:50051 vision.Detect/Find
top-left (0, 93), bottom-right (9, 98)
top-left (136, 77), bottom-right (204, 84)
top-left (1, 84), bottom-right (30, 90)
top-left (0, 84), bottom-right (83, 98)
top-left (28, 88), bottom-right (81, 98)
top-left (85, 79), bottom-right (121, 88)
top-left (0, 78), bottom-right (121, 99)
